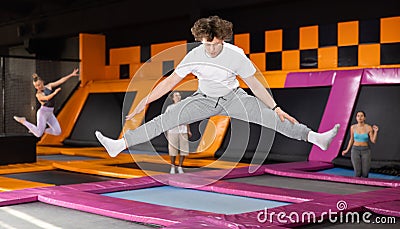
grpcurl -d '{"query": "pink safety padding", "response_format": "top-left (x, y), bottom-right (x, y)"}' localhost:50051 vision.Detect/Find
top-left (162, 216), bottom-right (235, 229)
top-left (365, 200), bottom-right (400, 217)
top-left (62, 175), bottom-right (165, 193)
top-left (185, 165), bottom-right (268, 180)
top-left (264, 166), bottom-right (400, 187)
top-left (284, 70), bottom-right (335, 88)
top-left (362, 68), bottom-right (400, 85)
top-left (164, 215), bottom-right (288, 228)
top-left (170, 177), bottom-right (334, 203)
top-left (0, 186), bottom-right (78, 207)
top-left (308, 70), bottom-right (363, 162)
top-left (244, 186), bottom-right (400, 227)
top-left (265, 161), bottom-right (334, 171)
top-left (38, 190), bottom-right (214, 227)
top-left (0, 194), bottom-right (37, 207)
top-left (215, 211), bottom-right (279, 228)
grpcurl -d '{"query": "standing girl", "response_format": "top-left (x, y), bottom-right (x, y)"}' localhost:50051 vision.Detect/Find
top-left (342, 111), bottom-right (379, 177)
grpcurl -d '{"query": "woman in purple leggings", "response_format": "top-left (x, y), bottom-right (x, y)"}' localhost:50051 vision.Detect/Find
top-left (14, 69), bottom-right (79, 137)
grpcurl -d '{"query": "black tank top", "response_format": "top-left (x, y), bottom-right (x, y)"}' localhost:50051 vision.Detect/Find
top-left (41, 87), bottom-right (55, 107)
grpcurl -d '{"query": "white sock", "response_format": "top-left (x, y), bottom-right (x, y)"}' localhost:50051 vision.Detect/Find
top-left (170, 165), bottom-right (176, 174)
top-left (177, 166), bottom-right (184, 174)
top-left (95, 131), bottom-right (126, 157)
top-left (13, 116), bottom-right (26, 124)
top-left (308, 124), bottom-right (340, 151)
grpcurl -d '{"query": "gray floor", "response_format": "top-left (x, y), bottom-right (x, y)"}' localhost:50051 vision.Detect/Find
top-left (228, 174), bottom-right (383, 194)
top-left (37, 155), bottom-right (98, 161)
top-left (0, 202), bottom-right (159, 229)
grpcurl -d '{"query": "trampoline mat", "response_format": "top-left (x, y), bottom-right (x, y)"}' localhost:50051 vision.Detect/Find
top-left (104, 186), bottom-right (290, 214)
top-left (37, 154), bottom-right (99, 161)
top-left (114, 162), bottom-right (217, 173)
top-left (2, 170), bottom-right (117, 185)
top-left (227, 174), bottom-right (382, 194)
top-left (0, 202), bottom-right (157, 229)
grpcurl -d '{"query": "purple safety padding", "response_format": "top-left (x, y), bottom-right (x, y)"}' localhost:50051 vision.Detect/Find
top-left (38, 190), bottom-right (213, 227)
top-left (309, 70), bottom-right (363, 162)
top-left (284, 70), bottom-right (335, 88)
top-left (365, 200), bottom-right (400, 217)
top-left (362, 68), bottom-right (400, 85)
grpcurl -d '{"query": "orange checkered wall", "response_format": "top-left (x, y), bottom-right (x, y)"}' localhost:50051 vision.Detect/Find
top-left (105, 16), bottom-right (400, 79)
top-left (233, 16), bottom-right (400, 71)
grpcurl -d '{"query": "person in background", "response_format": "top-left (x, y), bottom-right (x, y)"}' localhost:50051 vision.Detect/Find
top-left (166, 92), bottom-right (192, 174)
top-left (342, 111), bottom-right (379, 178)
top-left (14, 69), bottom-right (79, 137)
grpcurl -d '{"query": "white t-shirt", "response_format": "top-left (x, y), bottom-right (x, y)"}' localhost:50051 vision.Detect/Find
top-left (165, 103), bottom-right (188, 134)
top-left (175, 42), bottom-right (256, 97)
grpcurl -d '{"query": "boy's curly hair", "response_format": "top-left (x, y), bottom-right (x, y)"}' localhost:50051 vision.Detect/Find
top-left (191, 16), bottom-right (233, 42)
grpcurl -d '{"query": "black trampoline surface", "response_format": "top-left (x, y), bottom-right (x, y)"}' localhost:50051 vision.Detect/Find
top-left (65, 92), bottom-right (136, 147)
top-left (0, 202), bottom-right (158, 229)
top-left (115, 162), bottom-right (217, 173)
top-left (37, 154), bottom-right (99, 161)
top-left (228, 174), bottom-right (382, 194)
top-left (3, 170), bottom-right (117, 185)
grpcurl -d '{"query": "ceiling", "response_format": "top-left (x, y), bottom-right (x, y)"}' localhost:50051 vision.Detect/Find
top-left (0, 0), bottom-right (287, 26)
top-left (0, 0), bottom-right (293, 48)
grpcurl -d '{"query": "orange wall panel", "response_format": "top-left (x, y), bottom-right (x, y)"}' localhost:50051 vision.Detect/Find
top-left (133, 61), bottom-right (163, 80)
top-left (234, 33), bottom-right (250, 54)
top-left (151, 40), bottom-right (187, 58)
top-left (318, 47), bottom-right (338, 69)
top-left (79, 33), bottom-right (107, 85)
top-left (300, 25), bottom-right (318, 50)
top-left (264, 71), bottom-right (287, 88)
top-left (265, 30), bottom-right (282, 52)
top-left (110, 46), bottom-right (141, 65)
top-left (249, 53), bottom-right (266, 71)
top-left (150, 41), bottom-right (187, 69)
top-left (358, 44), bottom-right (380, 66)
top-left (338, 21), bottom-right (359, 46)
top-left (381, 16), bottom-right (400, 43)
top-left (282, 50), bottom-right (299, 70)
top-left (192, 116), bottom-right (230, 157)
top-left (105, 65), bottom-right (119, 79)
top-left (130, 63), bottom-right (142, 78)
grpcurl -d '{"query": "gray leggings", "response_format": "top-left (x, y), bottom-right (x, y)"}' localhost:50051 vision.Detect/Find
top-left (124, 88), bottom-right (311, 148)
top-left (351, 145), bottom-right (371, 178)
